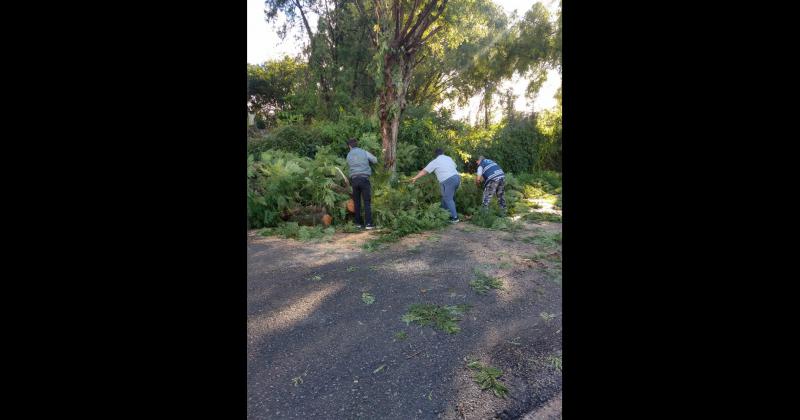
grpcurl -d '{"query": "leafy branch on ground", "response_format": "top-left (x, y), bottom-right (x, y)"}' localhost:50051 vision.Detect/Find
top-left (401, 303), bottom-right (471, 334)
top-left (470, 268), bottom-right (504, 294)
top-left (546, 354), bottom-right (562, 372)
top-left (362, 292), bottom-right (375, 305)
top-left (469, 209), bottom-right (522, 231)
top-left (260, 222), bottom-right (335, 242)
top-left (540, 312), bottom-right (556, 321)
top-left (467, 360), bottom-right (509, 398)
top-left (521, 211), bottom-right (561, 223)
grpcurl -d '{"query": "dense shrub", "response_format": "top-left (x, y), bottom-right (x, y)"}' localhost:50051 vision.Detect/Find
top-left (246, 105), bottom-right (562, 235)
top-left (247, 113), bottom-right (380, 159)
top-left (247, 148), bottom-right (352, 229)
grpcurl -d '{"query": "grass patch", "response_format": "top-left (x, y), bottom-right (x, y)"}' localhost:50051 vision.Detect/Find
top-left (308, 274), bottom-right (322, 281)
top-left (467, 360), bottom-right (509, 398)
top-left (346, 265), bottom-right (358, 272)
top-left (362, 232), bottom-right (403, 252)
top-left (528, 250), bottom-right (561, 264)
top-left (393, 331), bottom-right (408, 341)
top-left (523, 231), bottom-right (562, 249)
top-left (525, 246), bottom-right (561, 285)
top-left (362, 292), bottom-right (375, 305)
top-left (522, 211), bottom-right (562, 224)
top-left (401, 303), bottom-right (471, 334)
top-left (470, 269), bottom-right (504, 295)
top-left (336, 222), bottom-right (361, 233)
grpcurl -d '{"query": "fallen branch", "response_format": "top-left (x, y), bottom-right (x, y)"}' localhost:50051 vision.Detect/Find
top-left (406, 350), bottom-right (423, 359)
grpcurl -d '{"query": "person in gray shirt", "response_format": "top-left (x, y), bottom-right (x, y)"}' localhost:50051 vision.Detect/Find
top-left (346, 138), bottom-right (378, 229)
top-left (410, 148), bottom-right (461, 223)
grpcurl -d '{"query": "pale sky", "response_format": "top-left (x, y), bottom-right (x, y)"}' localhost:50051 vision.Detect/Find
top-left (247, 0), bottom-right (560, 120)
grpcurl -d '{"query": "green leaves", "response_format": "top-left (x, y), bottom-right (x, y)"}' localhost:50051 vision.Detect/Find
top-left (401, 304), bottom-right (471, 334)
top-left (247, 148), bottom-right (350, 229)
top-left (362, 292), bottom-right (375, 305)
top-left (546, 354), bottom-right (562, 372)
top-left (467, 360), bottom-right (509, 398)
top-left (469, 269), bottom-right (504, 294)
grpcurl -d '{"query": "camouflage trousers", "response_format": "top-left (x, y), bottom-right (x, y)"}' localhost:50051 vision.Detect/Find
top-left (482, 177), bottom-right (506, 209)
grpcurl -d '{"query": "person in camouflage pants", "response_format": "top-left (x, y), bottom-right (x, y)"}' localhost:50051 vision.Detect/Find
top-left (475, 156), bottom-right (506, 213)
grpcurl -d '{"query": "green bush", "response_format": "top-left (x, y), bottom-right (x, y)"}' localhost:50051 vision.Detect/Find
top-left (247, 112), bottom-right (561, 235)
top-left (247, 148), bottom-right (352, 229)
top-left (247, 113), bottom-right (380, 159)
top-left (370, 176), bottom-right (451, 235)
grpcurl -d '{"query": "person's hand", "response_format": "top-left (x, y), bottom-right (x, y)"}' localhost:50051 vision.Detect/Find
top-left (409, 177), bottom-right (417, 184)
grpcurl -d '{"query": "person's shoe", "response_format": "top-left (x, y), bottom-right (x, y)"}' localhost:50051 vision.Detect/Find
top-left (449, 217), bottom-right (460, 223)
top-left (365, 224), bottom-right (376, 230)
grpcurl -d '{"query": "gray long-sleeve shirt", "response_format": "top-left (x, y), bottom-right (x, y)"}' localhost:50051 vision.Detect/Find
top-left (346, 147), bottom-right (378, 177)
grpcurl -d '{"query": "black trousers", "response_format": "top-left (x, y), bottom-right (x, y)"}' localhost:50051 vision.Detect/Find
top-left (351, 176), bottom-right (372, 226)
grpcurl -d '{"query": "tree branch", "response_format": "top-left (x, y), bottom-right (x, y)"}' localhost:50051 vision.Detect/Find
top-left (418, 24), bottom-right (443, 45)
top-left (394, 0), bottom-right (401, 39)
top-left (291, 0), bottom-right (315, 41)
top-left (400, 0), bottom-right (422, 38)
top-left (401, 0), bottom-right (439, 45)
top-left (406, 0), bottom-right (447, 46)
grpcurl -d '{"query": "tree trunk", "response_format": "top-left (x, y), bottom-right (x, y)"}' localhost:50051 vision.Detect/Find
top-left (483, 82), bottom-right (493, 128)
top-left (380, 111), bottom-right (395, 173)
top-left (372, 0), bottom-right (450, 177)
top-left (484, 100), bottom-right (490, 128)
top-left (379, 57), bottom-right (413, 178)
top-left (389, 113), bottom-right (400, 171)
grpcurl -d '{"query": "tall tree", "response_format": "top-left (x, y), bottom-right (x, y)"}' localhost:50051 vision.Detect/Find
top-left (247, 57), bottom-right (307, 121)
top-left (265, 0), bottom-right (337, 108)
top-left (442, 0), bottom-right (512, 128)
top-left (508, 2), bottom-right (558, 108)
top-left (359, 0), bottom-right (450, 175)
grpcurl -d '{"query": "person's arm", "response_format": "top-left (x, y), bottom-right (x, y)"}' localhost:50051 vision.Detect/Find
top-left (365, 150), bottom-right (378, 164)
top-left (476, 166), bottom-right (483, 185)
top-left (411, 159), bottom-right (436, 183)
top-left (409, 169), bottom-right (428, 184)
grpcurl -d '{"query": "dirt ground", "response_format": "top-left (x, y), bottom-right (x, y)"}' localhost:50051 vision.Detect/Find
top-left (247, 218), bottom-right (562, 419)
